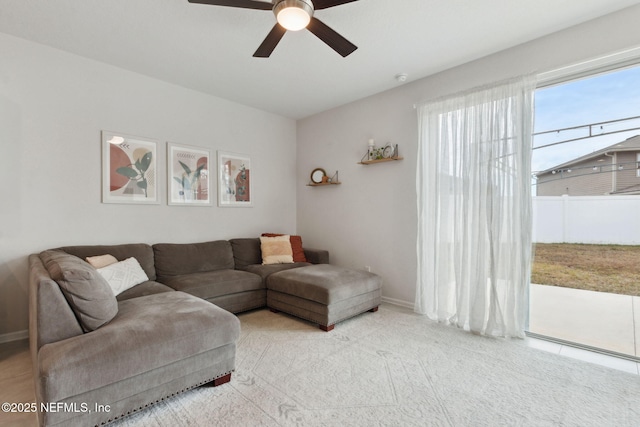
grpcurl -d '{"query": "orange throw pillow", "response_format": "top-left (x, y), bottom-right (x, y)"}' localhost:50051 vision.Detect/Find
top-left (261, 233), bottom-right (307, 262)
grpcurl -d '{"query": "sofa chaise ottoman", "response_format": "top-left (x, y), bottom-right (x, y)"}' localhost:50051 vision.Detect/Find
top-left (266, 264), bottom-right (382, 331)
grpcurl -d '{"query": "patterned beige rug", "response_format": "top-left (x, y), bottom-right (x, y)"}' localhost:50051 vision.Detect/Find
top-left (113, 306), bottom-right (640, 426)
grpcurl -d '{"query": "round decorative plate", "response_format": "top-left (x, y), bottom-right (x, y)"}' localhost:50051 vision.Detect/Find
top-left (382, 145), bottom-right (393, 158)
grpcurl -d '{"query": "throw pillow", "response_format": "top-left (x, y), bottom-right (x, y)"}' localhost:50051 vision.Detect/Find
top-left (97, 257), bottom-right (149, 296)
top-left (260, 235), bottom-right (294, 265)
top-left (262, 233), bottom-right (307, 262)
top-left (86, 254), bottom-right (118, 269)
top-left (40, 250), bottom-right (118, 332)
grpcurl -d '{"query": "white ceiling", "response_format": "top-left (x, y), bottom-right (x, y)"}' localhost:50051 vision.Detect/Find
top-left (1, 0), bottom-right (639, 119)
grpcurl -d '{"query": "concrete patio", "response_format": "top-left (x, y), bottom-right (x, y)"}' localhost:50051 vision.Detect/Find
top-left (529, 284), bottom-right (640, 358)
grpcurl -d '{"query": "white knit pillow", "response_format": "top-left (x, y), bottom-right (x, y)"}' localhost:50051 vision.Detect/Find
top-left (97, 257), bottom-right (149, 296)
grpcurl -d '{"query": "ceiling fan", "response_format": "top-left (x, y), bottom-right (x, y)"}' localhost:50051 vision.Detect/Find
top-left (187, 0), bottom-right (359, 58)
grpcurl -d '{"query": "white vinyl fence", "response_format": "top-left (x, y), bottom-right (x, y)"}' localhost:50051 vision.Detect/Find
top-left (533, 195), bottom-right (640, 245)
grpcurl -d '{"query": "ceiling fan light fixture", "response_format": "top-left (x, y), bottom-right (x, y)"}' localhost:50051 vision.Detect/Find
top-left (274, 0), bottom-right (314, 31)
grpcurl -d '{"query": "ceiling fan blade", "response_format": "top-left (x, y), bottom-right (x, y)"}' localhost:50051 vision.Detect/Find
top-left (312, 0), bottom-right (359, 10)
top-left (187, 0), bottom-right (272, 10)
top-left (253, 24), bottom-right (287, 57)
top-left (306, 17), bottom-right (357, 57)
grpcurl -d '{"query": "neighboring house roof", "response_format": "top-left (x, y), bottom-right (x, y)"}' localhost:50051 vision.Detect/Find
top-left (536, 134), bottom-right (640, 176)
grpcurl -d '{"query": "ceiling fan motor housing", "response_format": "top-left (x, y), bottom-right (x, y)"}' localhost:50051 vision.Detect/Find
top-left (273, 0), bottom-right (315, 31)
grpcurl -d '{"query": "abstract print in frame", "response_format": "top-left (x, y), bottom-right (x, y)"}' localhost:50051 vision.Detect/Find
top-left (102, 131), bottom-right (159, 204)
top-left (167, 142), bottom-right (212, 206)
top-left (217, 151), bottom-right (252, 207)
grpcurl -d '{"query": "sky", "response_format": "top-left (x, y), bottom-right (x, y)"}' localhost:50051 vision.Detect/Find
top-left (532, 64), bottom-right (640, 174)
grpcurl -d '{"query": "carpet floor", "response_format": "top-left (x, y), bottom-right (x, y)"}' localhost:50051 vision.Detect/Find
top-left (112, 306), bottom-right (640, 426)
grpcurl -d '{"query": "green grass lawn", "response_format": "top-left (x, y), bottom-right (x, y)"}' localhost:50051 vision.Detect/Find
top-left (532, 243), bottom-right (640, 297)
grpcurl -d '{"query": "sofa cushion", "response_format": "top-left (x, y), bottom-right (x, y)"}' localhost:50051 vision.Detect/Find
top-left (260, 235), bottom-right (293, 264)
top-left (40, 250), bottom-right (118, 332)
top-left (97, 257), bottom-right (149, 296)
top-left (153, 240), bottom-right (234, 277)
top-left (159, 269), bottom-right (262, 300)
top-left (229, 238), bottom-right (262, 269)
top-left (242, 262), bottom-right (311, 282)
top-left (116, 281), bottom-right (174, 301)
top-left (37, 291), bottom-right (241, 402)
top-left (59, 244), bottom-right (157, 281)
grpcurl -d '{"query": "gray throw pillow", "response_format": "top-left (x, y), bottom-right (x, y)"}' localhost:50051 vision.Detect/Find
top-left (40, 250), bottom-right (118, 332)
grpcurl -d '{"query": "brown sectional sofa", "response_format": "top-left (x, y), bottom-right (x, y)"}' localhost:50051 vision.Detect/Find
top-left (29, 238), bottom-right (328, 426)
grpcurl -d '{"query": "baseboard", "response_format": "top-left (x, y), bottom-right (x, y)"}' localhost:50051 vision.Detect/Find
top-left (0, 329), bottom-right (28, 344)
top-left (381, 296), bottom-right (414, 310)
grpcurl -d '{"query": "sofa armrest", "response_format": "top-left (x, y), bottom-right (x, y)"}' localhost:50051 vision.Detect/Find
top-left (303, 248), bottom-right (329, 264)
top-left (29, 254), bottom-right (84, 352)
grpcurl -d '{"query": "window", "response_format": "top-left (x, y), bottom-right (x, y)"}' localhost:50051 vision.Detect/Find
top-left (533, 64), bottom-right (640, 196)
top-left (530, 60), bottom-right (640, 358)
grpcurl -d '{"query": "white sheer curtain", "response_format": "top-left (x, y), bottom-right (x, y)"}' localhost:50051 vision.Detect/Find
top-left (415, 76), bottom-right (536, 338)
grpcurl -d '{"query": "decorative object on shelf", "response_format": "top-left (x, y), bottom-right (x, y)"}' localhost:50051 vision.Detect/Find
top-left (308, 168), bottom-right (340, 186)
top-left (102, 131), bottom-right (159, 204)
top-left (382, 144), bottom-right (393, 158)
top-left (218, 151), bottom-right (252, 207)
top-left (358, 143), bottom-right (403, 165)
top-left (310, 167), bottom-right (327, 184)
top-left (368, 139), bottom-right (376, 161)
top-left (167, 142), bottom-right (212, 206)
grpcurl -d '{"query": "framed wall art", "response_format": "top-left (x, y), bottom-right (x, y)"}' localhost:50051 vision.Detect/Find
top-left (102, 131), bottom-right (159, 204)
top-left (167, 142), bottom-right (212, 206)
top-left (217, 151), bottom-right (252, 207)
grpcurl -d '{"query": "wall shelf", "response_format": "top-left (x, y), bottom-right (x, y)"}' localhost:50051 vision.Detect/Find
top-left (308, 168), bottom-right (340, 186)
top-left (358, 156), bottom-right (403, 165)
top-left (307, 181), bottom-right (341, 187)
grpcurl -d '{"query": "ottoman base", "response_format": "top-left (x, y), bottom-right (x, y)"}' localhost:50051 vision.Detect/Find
top-left (266, 264), bottom-right (382, 331)
top-left (317, 307), bottom-right (378, 331)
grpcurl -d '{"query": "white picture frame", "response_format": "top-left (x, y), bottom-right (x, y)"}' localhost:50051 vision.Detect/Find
top-left (101, 131), bottom-right (159, 204)
top-left (167, 142), bottom-right (212, 206)
top-left (217, 151), bottom-right (252, 207)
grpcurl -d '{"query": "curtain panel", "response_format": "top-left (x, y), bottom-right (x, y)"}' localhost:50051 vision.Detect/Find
top-left (415, 76), bottom-right (537, 338)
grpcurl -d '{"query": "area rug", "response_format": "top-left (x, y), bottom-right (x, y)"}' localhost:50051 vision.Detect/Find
top-left (112, 306), bottom-right (640, 426)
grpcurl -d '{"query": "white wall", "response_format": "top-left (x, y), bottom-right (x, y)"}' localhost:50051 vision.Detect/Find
top-left (297, 5), bottom-right (640, 308)
top-left (533, 196), bottom-right (640, 244)
top-left (0, 33), bottom-right (297, 339)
